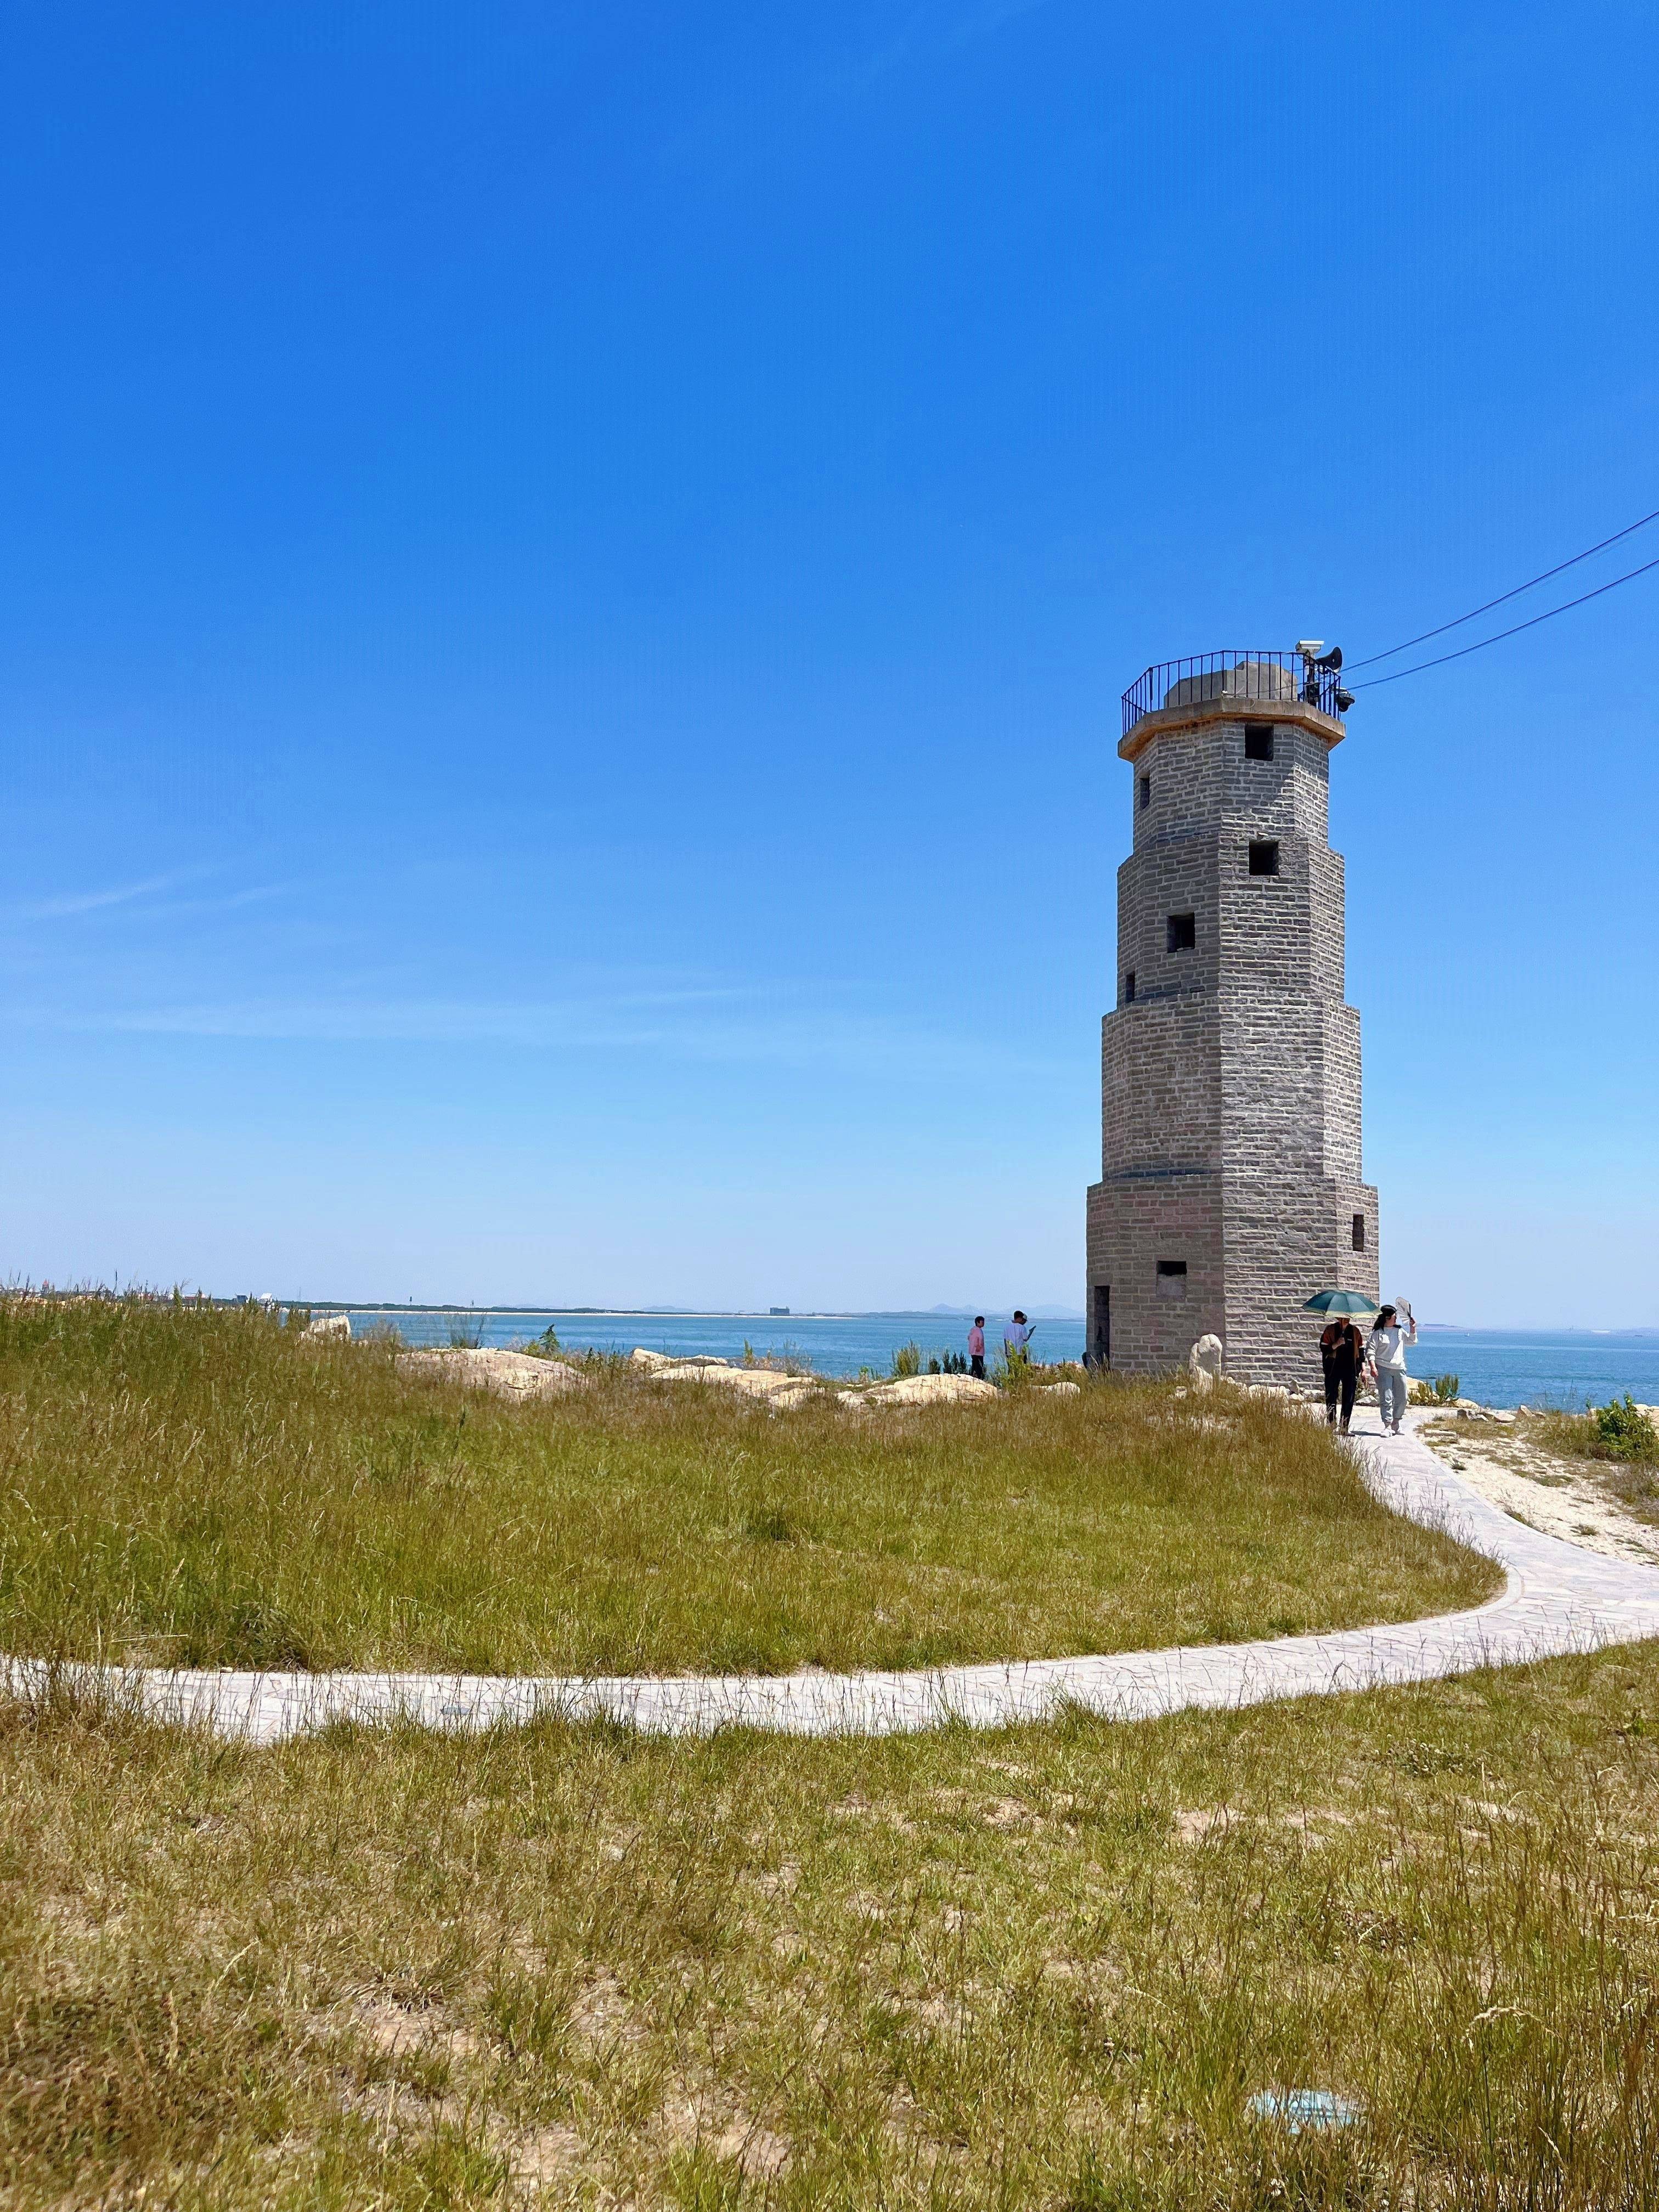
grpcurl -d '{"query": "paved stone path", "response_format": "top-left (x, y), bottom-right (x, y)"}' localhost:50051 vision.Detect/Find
top-left (10, 1410), bottom-right (1659, 1743)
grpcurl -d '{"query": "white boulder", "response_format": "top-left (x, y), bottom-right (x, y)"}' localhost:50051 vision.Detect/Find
top-left (400, 1348), bottom-right (589, 1400)
top-left (647, 1359), bottom-right (806, 1400)
top-left (765, 1381), bottom-right (821, 1411)
top-left (862, 1373), bottom-right (999, 1407)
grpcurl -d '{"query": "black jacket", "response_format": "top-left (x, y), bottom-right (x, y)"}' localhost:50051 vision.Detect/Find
top-left (1320, 1322), bottom-right (1364, 1377)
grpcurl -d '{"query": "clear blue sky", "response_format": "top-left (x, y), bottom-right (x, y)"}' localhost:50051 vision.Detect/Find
top-left (3, 1), bottom-right (1656, 1324)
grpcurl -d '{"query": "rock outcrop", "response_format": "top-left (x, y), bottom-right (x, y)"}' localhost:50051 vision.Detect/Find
top-left (631, 1350), bottom-right (1089, 1412)
top-left (400, 1348), bottom-right (589, 1400)
top-left (860, 1372), bottom-right (1000, 1408)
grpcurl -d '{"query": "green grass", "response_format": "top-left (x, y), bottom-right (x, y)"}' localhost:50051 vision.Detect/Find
top-left (0, 1295), bottom-right (1495, 1676)
top-left (8, 1646), bottom-right (1659, 2207)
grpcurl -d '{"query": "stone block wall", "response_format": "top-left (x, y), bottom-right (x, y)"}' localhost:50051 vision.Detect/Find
top-left (1086, 1170), bottom-right (1224, 1372)
top-left (1131, 720), bottom-right (1332, 856)
top-left (1101, 996), bottom-right (1220, 1171)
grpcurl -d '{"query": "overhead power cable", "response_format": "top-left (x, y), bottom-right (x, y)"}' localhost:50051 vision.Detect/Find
top-left (1353, 550), bottom-right (1659, 690)
top-left (1348, 503), bottom-right (1659, 671)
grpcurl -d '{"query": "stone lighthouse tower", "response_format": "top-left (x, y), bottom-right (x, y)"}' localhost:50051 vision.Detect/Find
top-left (1084, 649), bottom-right (1379, 1388)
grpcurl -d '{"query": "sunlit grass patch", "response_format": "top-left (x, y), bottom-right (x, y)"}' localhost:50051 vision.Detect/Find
top-left (0, 1294), bottom-right (1494, 1677)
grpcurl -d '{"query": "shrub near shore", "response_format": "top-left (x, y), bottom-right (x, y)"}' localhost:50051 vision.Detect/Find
top-left (0, 1294), bottom-right (1493, 1678)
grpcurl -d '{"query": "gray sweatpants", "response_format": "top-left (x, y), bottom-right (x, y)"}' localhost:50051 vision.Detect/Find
top-left (1376, 1369), bottom-right (1409, 1427)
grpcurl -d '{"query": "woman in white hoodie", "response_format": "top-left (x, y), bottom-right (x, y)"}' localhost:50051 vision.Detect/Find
top-left (1367, 1301), bottom-right (1417, 1435)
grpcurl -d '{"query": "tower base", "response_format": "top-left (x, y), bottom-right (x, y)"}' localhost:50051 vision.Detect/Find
top-left (1086, 1173), bottom-right (1378, 1390)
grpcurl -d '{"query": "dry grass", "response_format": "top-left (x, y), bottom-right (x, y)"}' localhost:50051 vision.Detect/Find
top-left (1522, 1408), bottom-right (1659, 1514)
top-left (7, 1649), bottom-right (1659, 2207)
top-left (0, 1295), bottom-right (1494, 1676)
top-left (2, 1294), bottom-right (1652, 2206)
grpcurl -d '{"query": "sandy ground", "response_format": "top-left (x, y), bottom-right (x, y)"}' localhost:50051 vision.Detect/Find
top-left (1414, 1409), bottom-right (1659, 1567)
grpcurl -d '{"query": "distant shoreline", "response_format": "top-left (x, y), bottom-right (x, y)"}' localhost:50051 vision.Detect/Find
top-left (264, 1302), bottom-right (1087, 1322)
top-left (251, 1303), bottom-right (1655, 1338)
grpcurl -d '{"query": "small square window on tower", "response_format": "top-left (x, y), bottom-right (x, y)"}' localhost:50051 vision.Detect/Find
top-left (1352, 1212), bottom-right (1366, 1252)
top-left (1166, 911), bottom-right (1195, 952)
top-left (1138, 773), bottom-right (1151, 811)
top-left (1124, 970), bottom-right (1136, 1003)
top-left (1156, 1260), bottom-right (1188, 1300)
top-left (1245, 723), bottom-right (1274, 761)
top-left (1248, 840), bottom-right (1280, 877)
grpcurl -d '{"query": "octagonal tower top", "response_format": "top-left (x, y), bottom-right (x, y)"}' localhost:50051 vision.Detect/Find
top-left (1119, 646), bottom-right (1353, 761)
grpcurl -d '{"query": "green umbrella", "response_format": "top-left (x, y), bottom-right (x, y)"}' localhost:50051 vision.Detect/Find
top-left (1302, 1289), bottom-right (1378, 1316)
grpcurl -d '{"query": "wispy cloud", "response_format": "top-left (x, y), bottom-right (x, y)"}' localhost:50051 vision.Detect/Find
top-left (944, 0), bottom-right (1053, 44)
top-left (13, 988), bottom-right (1056, 1082)
top-left (661, 0), bottom-right (1058, 183)
top-left (859, 0), bottom-right (1055, 83)
top-left (827, 0), bottom-right (1057, 97)
top-left (4, 873), bottom-right (295, 929)
top-left (162, 884), bottom-right (294, 918)
top-left (3, 871), bottom-right (301, 942)
top-left (10, 873), bottom-right (195, 923)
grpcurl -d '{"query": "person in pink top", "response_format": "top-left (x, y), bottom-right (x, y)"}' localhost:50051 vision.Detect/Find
top-left (967, 1317), bottom-right (986, 1381)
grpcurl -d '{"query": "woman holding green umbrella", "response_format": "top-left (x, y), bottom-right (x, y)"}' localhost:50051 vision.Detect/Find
top-left (1304, 1290), bottom-right (1377, 1435)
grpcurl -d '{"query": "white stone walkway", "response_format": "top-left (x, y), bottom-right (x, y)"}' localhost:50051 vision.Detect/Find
top-left (9, 1410), bottom-right (1659, 1745)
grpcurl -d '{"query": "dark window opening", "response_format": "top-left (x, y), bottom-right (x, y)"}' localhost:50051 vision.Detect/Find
top-left (1352, 1212), bottom-right (1366, 1252)
top-left (1124, 970), bottom-right (1136, 1003)
top-left (1248, 840), bottom-right (1280, 877)
top-left (1166, 911), bottom-right (1195, 952)
top-left (1138, 773), bottom-right (1151, 811)
top-left (1245, 723), bottom-right (1274, 761)
top-left (1091, 1285), bottom-right (1111, 1368)
top-left (1156, 1260), bottom-right (1188, 1301)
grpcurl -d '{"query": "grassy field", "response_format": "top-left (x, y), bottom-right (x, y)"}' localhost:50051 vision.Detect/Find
top-left (7, 1645), bottom-right (1659, 2208)
top-left (0, 1296), bottom-right (1494, 1677)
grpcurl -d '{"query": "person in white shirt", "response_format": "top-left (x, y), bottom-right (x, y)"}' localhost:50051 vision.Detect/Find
top-left (1365, 1301), bottom-right (1417, 1435)
top-left (1003, 1311), bottom-right (1031, 1362)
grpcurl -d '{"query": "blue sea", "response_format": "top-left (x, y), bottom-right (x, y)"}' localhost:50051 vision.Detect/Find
top-left (328, 1308), bottom-right (1659, 1410)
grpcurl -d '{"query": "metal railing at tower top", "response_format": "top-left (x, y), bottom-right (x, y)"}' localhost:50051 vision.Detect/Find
top-left (1120, 650), bottom-right (1347, 738)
